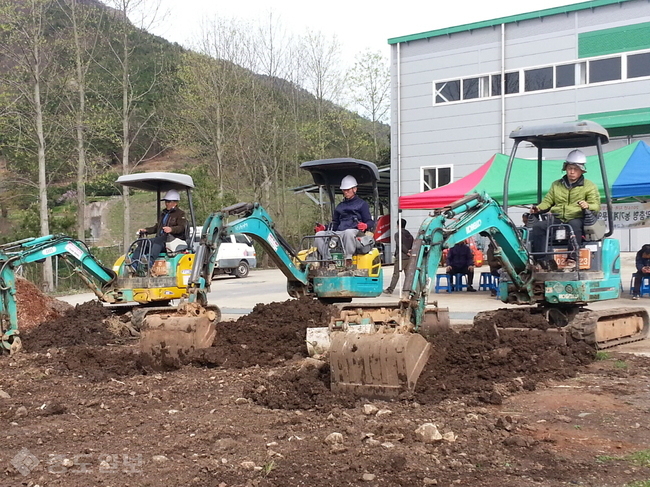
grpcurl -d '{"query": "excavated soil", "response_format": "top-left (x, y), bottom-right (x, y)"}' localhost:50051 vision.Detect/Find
top-left (14, 278), bottom-right (72, 331)
top-left (2, 295), bottom-right (650, 486)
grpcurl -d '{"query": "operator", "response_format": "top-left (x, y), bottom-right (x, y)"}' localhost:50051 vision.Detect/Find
top-left (314, 175), bottom-right (374, 266)
top-left (530, 149), bottom-right (601, 272)
top-left (445, 240), bottom-right (477, 292)
top-left (384, 218), bottom-right (414, 295)
top-left (632, 243), bottom-right (650, 300)
top-left (129, 189), bottom-right (187, 273)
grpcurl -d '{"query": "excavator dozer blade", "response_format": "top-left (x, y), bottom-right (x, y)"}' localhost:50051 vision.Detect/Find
top-left (139, 304), bottom-right (220, 360)
top-left (329, 330), bottom-right (431, 398)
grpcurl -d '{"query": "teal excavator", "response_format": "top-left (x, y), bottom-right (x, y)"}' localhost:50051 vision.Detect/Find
top-left (142, 121), bottom-right (648, 399)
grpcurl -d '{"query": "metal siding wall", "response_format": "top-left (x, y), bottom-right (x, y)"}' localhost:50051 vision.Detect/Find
top-left (391, 0), bottom-right (650, 251)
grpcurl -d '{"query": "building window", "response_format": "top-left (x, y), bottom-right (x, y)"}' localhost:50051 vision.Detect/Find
top-left (491, 74), bottom-right (502, 96)
top-left (432, 51), bottom-right (647, 107)
top-left (505, 72), bottom-right (519, 94)
top-left (628, 52), bottom-right (650, 79)
top-left (435, 80), bottom-right (460, 103)
top-left (589, 57), bottom-right (621, 83)
top-left (422, 166), bottom-right (452, 192)
top-left (525, 66), bottom-right (553, 91)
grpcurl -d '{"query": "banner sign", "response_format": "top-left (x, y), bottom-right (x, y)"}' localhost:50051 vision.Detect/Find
top-left (597, 202), bottom-right (650, 229)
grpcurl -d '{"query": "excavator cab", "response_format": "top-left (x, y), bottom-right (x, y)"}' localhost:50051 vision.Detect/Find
top-left (298, 158), bottom-right (384, 301)
top-left (106, 172), bottom-right (199, 307)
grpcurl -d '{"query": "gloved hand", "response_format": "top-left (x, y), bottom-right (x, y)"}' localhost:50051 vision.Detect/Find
top-left (314, 223), bottom-right (326, 232)
top-left (357, 222), bottom-right (368, 231)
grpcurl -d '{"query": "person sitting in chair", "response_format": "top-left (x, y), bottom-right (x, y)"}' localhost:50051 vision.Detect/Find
top-left (315, 175), bottom-right (374, 266)
top-left (632, 244), bottom-right (650, 300)
top-left (129, 189), bottom-right (187, 273)
top-left (529, 149), bottom-right (601, 272)
top-left (446, 240), bottom-right (476, 292)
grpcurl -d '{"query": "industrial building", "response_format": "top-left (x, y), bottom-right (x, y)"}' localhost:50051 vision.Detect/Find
top-left (389, 0), bottom-right (650, 250)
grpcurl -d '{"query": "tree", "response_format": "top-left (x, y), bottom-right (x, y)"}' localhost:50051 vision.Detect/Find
top-left (347, 50), bottom-right (390, 161)
top-left (57, 0), bottom-right (104, 241)
top-left (102, 0), bottom-right (164, 252)
top-left (0, 0), bottom-right (62, 292)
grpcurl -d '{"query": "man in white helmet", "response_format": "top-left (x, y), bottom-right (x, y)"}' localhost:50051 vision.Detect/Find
top-left (315, 175), bottom-right (374, 265)
top-left (129, 189), bottom-right (188, 273)
top-left (530, 149), bottom-right (601, 271)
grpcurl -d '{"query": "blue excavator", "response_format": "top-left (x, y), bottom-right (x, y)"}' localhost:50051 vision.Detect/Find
top-left (143, 121), bottom-right (648, 398)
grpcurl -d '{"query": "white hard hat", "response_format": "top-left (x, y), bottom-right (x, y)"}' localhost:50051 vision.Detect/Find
top-left (563, 150), bottom-right (587, 172)
top-left (340, 175), bottom-right (358, 190)
top-left (161, 189), bottom-right (180, 201)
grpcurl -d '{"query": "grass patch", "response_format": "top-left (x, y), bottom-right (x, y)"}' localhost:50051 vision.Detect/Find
top-left (597, 449), bottom-right (650, 468)
top-left (626, 481), bottom-right (650, 487)
top-left (595, 351), bottom-right (610, 361)
top-left (614, 359), bottom-right (629, 370)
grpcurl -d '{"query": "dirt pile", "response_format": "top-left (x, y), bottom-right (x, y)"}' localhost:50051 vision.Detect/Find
top-left (415, 317), bottom-right (596, 405)
top-left (188, 297), bottom-right (335, 368)
top-left (22, 300), bottom-right (117, 352)
top-left (15, 277), bottom-right (72, 331)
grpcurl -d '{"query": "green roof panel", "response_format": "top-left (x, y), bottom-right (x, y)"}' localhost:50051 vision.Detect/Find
top-left (388, 0), bottom-right (634, 45)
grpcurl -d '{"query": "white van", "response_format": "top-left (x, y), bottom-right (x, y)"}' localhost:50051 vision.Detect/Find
top-left (193, 227), bottom-right (257, 278)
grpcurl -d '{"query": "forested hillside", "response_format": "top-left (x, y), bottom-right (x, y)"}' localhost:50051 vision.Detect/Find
top-left (0, 0), bottom-right (390, 289)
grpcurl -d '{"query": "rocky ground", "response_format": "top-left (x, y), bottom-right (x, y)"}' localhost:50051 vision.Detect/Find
top-left (3, 279), bottom-right (650, 487)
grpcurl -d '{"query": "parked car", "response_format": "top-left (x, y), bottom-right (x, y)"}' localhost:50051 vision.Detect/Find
top-left (193, 227), bottom-right (257, 278)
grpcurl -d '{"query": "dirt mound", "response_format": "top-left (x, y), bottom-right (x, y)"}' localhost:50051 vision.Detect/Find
top-left (15, 278), bottom-right (72, 331)
top-left (188, 297), bottom-right (335, 368)
top-left (243, 359), bottom-right (357, 410)
top-left (22, 300), bottom-right (117, 352)
top-left (415, 318), bottom-right (596, 404)
top-left (35, 345), bottom-right (150, 381)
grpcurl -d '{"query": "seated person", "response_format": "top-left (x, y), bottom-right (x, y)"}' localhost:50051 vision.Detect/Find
top-left (129, 189), bottom-right (187, 272)
top-left (315, 175), bottom-right (374, 266)
top-left (446, 240), bottom-right (476, 292)
top-left (632, 244), bottom-right (650, 300)
top-left (530, 149), bottom-right (601, 272)
top-left (486, 242), bottom-right (501, 296)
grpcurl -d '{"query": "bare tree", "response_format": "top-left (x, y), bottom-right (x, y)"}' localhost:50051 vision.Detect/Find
top-left (346, 50), bottom-right (390, 161)
top-left (102, 0), bottom-right (163, 252)
top-left (57, 0), bottom-right (104, 241)
top-left (299, 32), bottom-right (343, 158)
top-left (0, 0), bottom-right (60, 291)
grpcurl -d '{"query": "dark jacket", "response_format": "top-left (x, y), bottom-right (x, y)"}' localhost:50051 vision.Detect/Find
top-left (394, 228), bottom-right (414, 258)
top-left (447, 243), bottom-right (474, 269)
top-left (144, 206), bottom-right (187, 240)
top-left (487, 243), bottom-right (501, 273)
top-left (332, 195), bottom-right (374, 232)
top-left (636, 247), bottom-right (650, 272)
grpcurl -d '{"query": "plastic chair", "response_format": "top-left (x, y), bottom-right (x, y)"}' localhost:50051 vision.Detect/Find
top-left (453, 273), bottom-right (467, 291)
top-left (630, 273), bottom-right (650, 297)
top-left (479, 272), bottom-right (494, 291)
top-left (630, 274), bottom-right (650, 296)
top-left (435, 274), bottom-right (452, 293)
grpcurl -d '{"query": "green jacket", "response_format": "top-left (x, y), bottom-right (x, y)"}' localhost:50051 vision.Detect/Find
top-left (537, 176), bottom-right (601, 222)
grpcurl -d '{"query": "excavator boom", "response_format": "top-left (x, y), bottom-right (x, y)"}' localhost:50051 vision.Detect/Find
top-left (0, 236), bottom-right (117, 353)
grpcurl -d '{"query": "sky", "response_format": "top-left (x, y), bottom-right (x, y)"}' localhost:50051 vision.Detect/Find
top-left (150, 0), bottom-right (594, 66)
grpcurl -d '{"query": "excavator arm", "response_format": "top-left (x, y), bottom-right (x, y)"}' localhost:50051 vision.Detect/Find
top-left (186, 202), bottom-right (311, 306)
top-left (0, 235), bottom-right (117, 353)
top-left (400, 192), bottom-right (533, 329)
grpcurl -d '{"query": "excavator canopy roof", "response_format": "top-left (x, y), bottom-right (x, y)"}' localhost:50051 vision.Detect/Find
top-left (300, 158), bottom-right (380, 188)
top-left (509, 120), bottom-right (609, 149)
top-left (116, 172), bottom-right (195, 192)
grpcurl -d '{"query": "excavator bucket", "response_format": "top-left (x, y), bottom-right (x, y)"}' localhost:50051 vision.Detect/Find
top-left (329, 330), bottom-right (432, 398)
top-left (139, 303), bottom-right (221, 360)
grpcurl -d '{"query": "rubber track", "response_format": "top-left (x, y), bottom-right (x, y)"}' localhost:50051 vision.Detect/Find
top-left (568, 307), bottom-right (650, 349)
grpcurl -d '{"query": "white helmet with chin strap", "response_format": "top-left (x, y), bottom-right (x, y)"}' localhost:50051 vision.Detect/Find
top-left (562, 149), bottom-right (587, 172)
top-left (340, 175), bottom-right (358, 190)
top-left (161, 189), bottom-right (181, 201)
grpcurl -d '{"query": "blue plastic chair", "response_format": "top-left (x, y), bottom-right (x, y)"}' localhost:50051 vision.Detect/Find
top-left (435, 274), bottom-right (452, 293)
